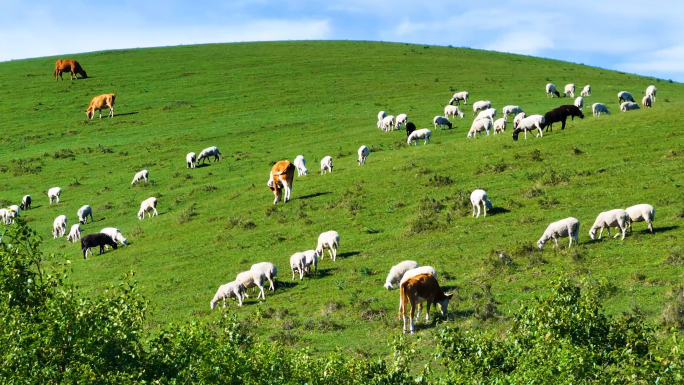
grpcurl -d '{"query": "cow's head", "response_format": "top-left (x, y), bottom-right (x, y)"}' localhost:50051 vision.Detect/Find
top-left (85, 109), bottom-right (93, 119)
top-left (79, 69), bottom-right (88, 78)
top-left (436, 293), bottom-right (454, 315)
top-left (576, 109), bottom-right (585, 119)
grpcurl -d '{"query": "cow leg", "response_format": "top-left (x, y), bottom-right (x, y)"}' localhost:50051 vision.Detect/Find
top-left (100, 245), bottom-right (104, 255)
top-left (409, 299), bottom-right (416, 334)
top-left (110, 106), bottom-right (114, 118)
top-left (561, 118), bottom-right (566, 130)
top-left (416, 303), bottom-right (422, 321)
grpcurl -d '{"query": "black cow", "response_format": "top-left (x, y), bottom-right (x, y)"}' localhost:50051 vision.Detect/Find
top-left (543, 105), bottom-right (584, 132)
top-left (405, 122), bottom-right (417, 138)
top-left (81, 233), bottom-right (118, 259)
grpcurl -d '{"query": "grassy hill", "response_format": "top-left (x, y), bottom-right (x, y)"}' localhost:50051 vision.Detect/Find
top-left (0, 41), bottom-right (682, 357)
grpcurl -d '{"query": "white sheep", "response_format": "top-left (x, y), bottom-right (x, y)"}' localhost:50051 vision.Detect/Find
top-left (646, 85), bottom-right (657, 103)
top-left (48, 187), bottom-right (62, 204)
top-left (321, 156), bottom-right (333, 174)
top-left (470, 189), bottom-right (493, 218)
top-left (66, 224), bottom-right (82, 243)
top-left (621, 101), bottom-right (640, 112)
top-left (137, 197), bottom-right (158, 220)
top-left (186, 152), bottom-right (196, 168)
top-left (357, 146), bottom-right (369, 165)
top-left (444, 105), bottom-right (465, 119)
top-left (475, 108), bottom-right (497, 122)
top-left (433, 116), bottom-right (452, 130)
top-left (290, 252), bottom-right (307, 280)
top-left (502, 105), bottom-right (523, 120)
top-left (449, 91), bottom-right (469, 105)
top-left (472, 100), bottom-right (491, 116)
top-left (618, 91), bottom-right (634, 104)
top-left (77, 205), bottom-right (94, 224)
top-left (236, 269), bottom-right (266, 300)
top-left (131, 170), bottom-right (148, 185)
top-left (513, 112), bottom-right (527, 129)
top-left (546, 83), bottom-right (560, 98)
top-left (493, 118), bottom-right (507, 134)
top-left (197, 146), bottom-right (221, 165)
top-left (251, 262), bottom-right (278, 291)
top-left (53, 215), bottom-right (67, 238)
top-left (5, 205), bottom-right (19, 224)
top-left (101, 227), bottom-right (128, 249)
top-left (382, 115), bottom-right (396, 131)
top-left (623, 204), bottom-right (655, 234)
top-left (294, 155), bottom-right (308, 176)
top-left (642, 95), bottom-right (652, 109)
top-left (589, 209), bottom-right (630, 240)
top-left (574, 96), bottom-right (584, 110)
top-left (21, 195), bottom-right (31, 210)
top-left (377, 111), bottom-right (387, 123)
top-left (467, 117), bottom-right (493, 138)
top-left (563, 84), bottom-right (575, 98)
top-left (316, 230), bottom-right (340, 261)
top-left (581, 85), bottom-right (591, 97)
top-left (592, 103), bottom-right (610, 117)
top-left (512, 115), bottom-right (545, 140)
top-left (396, 113), bottom-right (408, 129)
top-left (407, 128), bottom-right (431, 145)
top-left (210, 281), bottom-right (246, 309)
top-left (384, 260), bottom-right (419, 290)
top-left (0, 209), bottom-right (7, 225)
top-left (537, 217), bottom-right (580, 249)
top-left (302, 250), bottom-right (319, 273)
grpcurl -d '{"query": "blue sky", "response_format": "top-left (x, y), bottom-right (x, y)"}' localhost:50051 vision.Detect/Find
top-left (2, 0), bottom-right (682, 81)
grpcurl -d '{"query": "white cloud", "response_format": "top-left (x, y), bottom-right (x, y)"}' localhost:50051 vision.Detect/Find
top-left (615, 45), bottom-right (684, 77)
top-left (487, 32), bottom-right (555, 56)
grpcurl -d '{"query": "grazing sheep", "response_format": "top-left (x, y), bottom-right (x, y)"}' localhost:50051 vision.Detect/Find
top-left (574, 96), bottom-right (584, 110)
top-left (512, 115), bottom-right (545, 141)
top-left (131, 170), bottom-right (148, 185)
top-left (444, 105), bottom-right (465, 119)
top-left (618, 91), bottom-right (635, 104)
top-left (592, 103), bottom-right (610, 117)
top-left (472, 101), bottom-right (491, 116)
top-left (137, 197), bottom-right (158, 220)
top-left (449, 91), bottom-right (469, 105)
top-left (251, 262), bottom-right (278, 291)
top-left (268, 161), bottom-right (296, 204)
top-left (407, 128), bottom-right (432, 145)
top-left (513, 112), bottom-right (527, 129)
top-left (294, 155), bottom-right (308, 176)
top-left (646, 85), bottom-right (657, 103)
top-left (210, 281), bottom-right (246, 309)
top-left (546, 83), bottom-right (560, 98)
top-left (623, 204), bottom-right (655, 234)
top-left (302, 250), bottom-right (319, 273)
top-left (8, 205), bottom-right (20, 221)
top-left (467, 117), bottom-right (493, 138)
top-left (384, 260), bottom-right (419, 290)
top-left (186, 152), bottom-right (196, 168)
top-left (378, 111), bottom-right (387, 123)
top-left (470, 189), bottom-right (493, 218)
top-left (0, 208), bottom-right (16, 225)
top-left (621, 102), bottom-right (640, 112)
top-left (563, 84), bottom-right (576, 98)
top-left (0, 209), bottom-right (7, 225)
top-left (357, 146), bottom-right (369, 165)
top-left (20, 195), bottom-right (31, 210)
top-left (543, 105), bottom-right (584, 132)
top-left (475, 108), bottom-right (497, 122)
top-left (66, 224), bottom-right (81, 243)
top-left (589, 209), bottom-right (630, 240)
top-left (53, 215), bottom-right (67, 238)
top-left (396, 114), bottom-right (408, 129)
top-left (197, 146), bottom-right (222, 165)
top-left (81, 233), bottom-right (117, 259)
top-left (581, 85), bottom-right (591, 97)
top-left (48, 187), bottom-right (62, 204)
top-left (290, 252), bottom-right (307, 280)
top-left (321, 156), bottom-right (333, 174)
top-left (642, 95), bottom-right (652, 109)
top-left (537, 217), bottom-right (580, 249)
top-left (100, 227), bottom-right (128, 249)
top-left (77, 205), bottom-right (94, 224)
top-left (493, 118), bottom-right (507, 134)
top-left (433, 116), bottom-right (452, 130)
top-left (236, 270), bottom-right (267, 300)
top-left (381, 115), bottom-right (396, 131)
top-left (316, 230), bottom-right (340, 261)
top-left (405, 122), bottom-right (416, 138)
top-left (502, 105), bottom-right (524, 120)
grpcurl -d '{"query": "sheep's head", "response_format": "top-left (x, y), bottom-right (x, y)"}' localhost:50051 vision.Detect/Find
top-left (577, 110), bottom-right (585, 119)
top-left (121, 237), bottom-right (128, 246)
top-left (459, 113), bottom-right (465, 118)
top-left (589, 228), bottom-right (597, 240)
top-left (537, 238), bottom-right (546, 250)
top-left (447, 122), bottom-right (453, 129)
top-left (384, 282), bottom-right (394, 290)
top-left (485, 199), bottom-right (493, 209)
top-left (512, 130), bottom-right (520, 141)
top-left (210, 301), bottom-right (217, 310)
top-left (137, 210), bottom-right (144, 220)
top-left (111, 243), bottom-right (118, 250)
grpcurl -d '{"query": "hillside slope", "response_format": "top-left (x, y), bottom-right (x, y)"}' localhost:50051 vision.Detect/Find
top-left (0, 41), bottom-right (682, 356)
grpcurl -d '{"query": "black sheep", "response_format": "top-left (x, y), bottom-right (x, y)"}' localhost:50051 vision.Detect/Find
top-left (20, 195), bottom-right (31, 210)
top-left (81, 233), bottom-right (118, 259)
top-left (543, 105), bottom-right (584, 132)
top-left (405, 122), bottom-right (416, 138)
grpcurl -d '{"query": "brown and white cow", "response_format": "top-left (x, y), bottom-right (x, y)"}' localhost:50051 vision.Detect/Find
top-left (85, 94), bottom-right (116, 119)
top-left (54, 59), bottom-right (87, 81)
top-left (399, 273), bottom-right (453, 334)
top-left (267, 161), bottom-right (295, 204)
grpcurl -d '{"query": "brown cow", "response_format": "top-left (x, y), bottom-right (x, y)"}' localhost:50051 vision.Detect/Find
top-left (399, 273), bottom-right (453, 334)
top-left (267, 161), bottom-right (295, 204)
top-left (85, 94), bottom-right (116, 119)
top-left (54, 59), bottom-right (87, 81)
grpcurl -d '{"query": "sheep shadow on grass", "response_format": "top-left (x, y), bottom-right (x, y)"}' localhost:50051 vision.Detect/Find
top-left (275, 281), bottom-right (299, 290)
top-left (310, 268), bottom-right (334, 279)
top-left (195, 163), bottom-right (212, 168)
top-left (298, 192), bottom-right (332, 200)
top-left (335, 251), bottom-right (361, 260)
top-left (653, 225), bottom-right (679, 234)
top-left (488, 207), bottom-right (510, 216)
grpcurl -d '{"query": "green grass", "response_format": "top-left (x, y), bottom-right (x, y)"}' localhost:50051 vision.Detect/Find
top-left (1, 41), bottom-right (683, 359)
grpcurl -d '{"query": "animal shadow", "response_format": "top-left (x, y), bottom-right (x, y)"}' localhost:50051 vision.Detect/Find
top-left (654, 225), bottom-right (678, 234)
top-left (195, 163), bottom-right (211, 168)
top-left (298, 192), bottom-right (331, 200)
top-left (276, 281), bottom-right (299, 290)
top-left (114, 112), bottom-right (138, 117)
top-left (489, 207), bottom-right (510, 215)
top-left (335, 251), bottom-right (360, 259)
top-left (311, 268), bottom-right (334, 279)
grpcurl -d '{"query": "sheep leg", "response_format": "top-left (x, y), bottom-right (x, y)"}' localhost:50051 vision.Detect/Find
top-left (598, 228), bottom-right (604, 239)
top-left (292, 269), bottom-right (295, 280)
top-left (472, 204), bottom-right (476, 217)
top-left (648, 221), bottom-right (653, 234)
top-left (482, 202), bottom-right (487, 217)
top-left (258, 285), bottom-right (265, 300)
top-left (553, 237), bottom-right (559, 248)
top-left (153, 208), bottom-right (158, 217)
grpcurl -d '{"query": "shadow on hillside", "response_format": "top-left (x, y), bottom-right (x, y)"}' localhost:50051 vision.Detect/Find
top-left (115, 112), bottom-right (138, 117)
top-left (195, 163), bottom-right (211, 168)
top-left (489, 207), bottom-right (510, 215)
top-left (275, 281), bottom-right (299, 290)
top-left (654, 225), bottom-right (679, 234)
top-left (298, 192), bottom-right (331, 200)
top-left (450, 309), bottom-right (475, 319)
top-left (336, 251), bottom-right (361, 260)
top-left (311, 268), bottom-right (334, 279)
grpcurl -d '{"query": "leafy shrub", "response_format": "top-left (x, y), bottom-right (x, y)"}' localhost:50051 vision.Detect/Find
top-left (662, 285), bottom-right (684, 330)
top-left (530, 148), bottom-right (543, 161)
top-left (427, 174), bottom-right (453, 187)
top-left (176, 204), bottom-right (197, 224)
top-left (53, 148), bottom-right (75, 159)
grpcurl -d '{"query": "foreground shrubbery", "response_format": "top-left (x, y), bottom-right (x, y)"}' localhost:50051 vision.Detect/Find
top-left (0, 222), bottom-right (682, 384)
